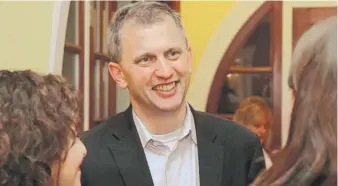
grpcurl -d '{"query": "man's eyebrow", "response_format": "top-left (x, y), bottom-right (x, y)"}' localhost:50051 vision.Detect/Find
top-left (132, 52), bottom-right (155, 62)
top-left (164, 47), bottom-right (183, 53)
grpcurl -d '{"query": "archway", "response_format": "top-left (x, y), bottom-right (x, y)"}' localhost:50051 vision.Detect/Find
top-left (187, 1), bottom-right (264, 110)
top-left (206, 2), bottom-right (282, 149)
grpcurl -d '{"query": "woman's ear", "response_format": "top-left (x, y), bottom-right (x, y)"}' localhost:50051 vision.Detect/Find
top-left (108, 62), bottom-right (128, 89)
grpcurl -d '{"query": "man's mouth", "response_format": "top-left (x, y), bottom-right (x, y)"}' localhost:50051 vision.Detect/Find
top-left (152, 81), bottom-right (179, 92)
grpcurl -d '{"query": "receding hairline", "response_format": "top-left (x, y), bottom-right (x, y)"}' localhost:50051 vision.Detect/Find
top-left (116, 13), bottom-right (188, 61)
top-left (107, 2), bottom-right (188, 63)
top-left (120, 13), bottom-right (186, 36)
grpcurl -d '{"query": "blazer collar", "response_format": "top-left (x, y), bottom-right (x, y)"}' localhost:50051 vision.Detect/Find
top-left (108, 105), bottom-right (154, 186)
top-left (189, 105), bottom-right (226, 186)
top-left (108, 104), bottom-right (225, 186)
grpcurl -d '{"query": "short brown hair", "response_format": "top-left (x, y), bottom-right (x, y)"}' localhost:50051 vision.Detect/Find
top-left (106, 1), bottom-right (187, 63)
top-left (0, 70), bottom-right (80, 186)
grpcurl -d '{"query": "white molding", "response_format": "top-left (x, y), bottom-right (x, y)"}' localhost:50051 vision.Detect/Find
top-left (48, 1), bottom-right (70, 74)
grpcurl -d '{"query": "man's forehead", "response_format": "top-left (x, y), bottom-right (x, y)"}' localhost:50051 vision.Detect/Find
top-left (120, 18), bottom-right (184, 44)
top-left (121, 15), bottom-right (177, 31)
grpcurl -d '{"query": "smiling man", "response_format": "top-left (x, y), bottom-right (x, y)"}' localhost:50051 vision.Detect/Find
top-left (80, 2), bottom-right (265, 186)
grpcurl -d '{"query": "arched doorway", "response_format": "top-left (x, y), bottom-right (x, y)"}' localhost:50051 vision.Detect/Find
top-left (206, 2), bottom-right (282, 150)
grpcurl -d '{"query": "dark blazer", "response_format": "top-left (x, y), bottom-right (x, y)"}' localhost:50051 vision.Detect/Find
top-left (80, 105), bottom-right (265, 186)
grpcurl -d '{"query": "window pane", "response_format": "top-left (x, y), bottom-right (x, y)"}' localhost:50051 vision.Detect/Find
top-left (102, 1), bottom-right (109, 54)
top-left (217, 73), bottom-right (272, 114)
top-left (94, 60), bottom-right (101, 119)
top-left (232, 15), bottom-right (270, 67)
top-left (103, 64), bottom-right (109, 118)
top-left (94, 1), bottom-right (101, 52)
top-left (62, 51), bottom-right (79, 89)
top-left (65, 1), bottom-right (79, 44)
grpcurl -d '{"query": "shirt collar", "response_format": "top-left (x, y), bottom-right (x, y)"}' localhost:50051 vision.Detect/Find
top-left (132, 103), bottom-right (197, 148)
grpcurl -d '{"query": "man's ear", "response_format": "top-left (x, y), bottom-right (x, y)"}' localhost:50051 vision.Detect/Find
top-left (108, 62), bottom-right (128, 89)
top-left (187, 47), bottom-right (192, 73)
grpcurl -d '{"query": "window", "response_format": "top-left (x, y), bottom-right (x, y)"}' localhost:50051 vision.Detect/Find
top-left (62, 1), bottom-right (85, 131)
top-left (217, 15), bottom-right (272, 117)
top-left (89, 1), bottom-right (117, 128)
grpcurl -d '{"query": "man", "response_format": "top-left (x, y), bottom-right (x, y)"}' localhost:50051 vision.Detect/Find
top-left (80, 2), bottom-right (265, 186)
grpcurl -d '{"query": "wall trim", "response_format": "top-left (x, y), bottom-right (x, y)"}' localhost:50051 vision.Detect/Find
top-left (48, 1), bottom-right (70, 74)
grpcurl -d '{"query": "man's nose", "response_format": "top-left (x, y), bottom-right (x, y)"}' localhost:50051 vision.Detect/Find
top-left (154, 58), bottom-right (173, 79)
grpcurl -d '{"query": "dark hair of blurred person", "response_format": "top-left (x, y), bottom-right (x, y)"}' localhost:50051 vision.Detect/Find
top-left (0, 70), bottom-right (86, 186)
top-left (253, 16), bottom-right (337, 186)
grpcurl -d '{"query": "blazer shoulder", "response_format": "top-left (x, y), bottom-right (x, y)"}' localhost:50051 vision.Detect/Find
top-left (195, 111), bottom-right (258, 141)
top-left (80, 112), bottom-right (125, 143)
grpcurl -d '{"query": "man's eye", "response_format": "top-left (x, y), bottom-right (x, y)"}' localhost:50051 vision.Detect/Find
top-left (167, 51), bottom-right (181, 60)
top-left (138, 56), bottom-right (153, 65)
top-left (140, 57), bottom-right (150, 62)
top-left (170, 51), bottom-right (178, 56)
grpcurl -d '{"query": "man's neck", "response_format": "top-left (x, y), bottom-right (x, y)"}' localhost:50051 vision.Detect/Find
top-left (131, 102), bottom-right (187, 135)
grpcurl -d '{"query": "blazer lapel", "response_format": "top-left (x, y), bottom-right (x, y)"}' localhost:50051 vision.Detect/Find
top-left (191, 107), bottom-right (225, 186)
top-left (108, 106), bottom-right (154, 186)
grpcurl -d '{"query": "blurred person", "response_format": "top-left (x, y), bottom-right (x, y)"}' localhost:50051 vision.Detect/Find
top-left (253, 16), bottom-right (337, 186)
top-left (80, 1), bottom-right (265, 186)
top-left (0, 70), bottom-right (87, 186)
top-left (233, 96), bottom-right (273, 168)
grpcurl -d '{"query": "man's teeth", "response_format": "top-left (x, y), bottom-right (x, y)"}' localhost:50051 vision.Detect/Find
top-left (156, 82), bottom-right (176, 91)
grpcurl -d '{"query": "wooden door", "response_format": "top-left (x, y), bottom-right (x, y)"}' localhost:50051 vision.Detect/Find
top-left (293, 7), bottom-right (337, 48)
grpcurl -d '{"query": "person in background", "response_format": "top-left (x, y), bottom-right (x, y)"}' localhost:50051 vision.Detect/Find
top-left (233, 96), bottom-right (273, 168)
top-left (0, 70), bottom-right (87, 186)
top-left (80, 1), bottom-right (265, 186)
top-left (253, 16), bottom-right (337, 186)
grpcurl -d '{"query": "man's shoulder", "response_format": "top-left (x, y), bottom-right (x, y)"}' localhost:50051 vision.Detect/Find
top-left (80, 112), bottom-right (125, 143)
top-left (194, 111), bottom-right (258, 141)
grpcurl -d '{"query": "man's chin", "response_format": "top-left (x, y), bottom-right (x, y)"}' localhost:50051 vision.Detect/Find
top-left (156, 104), bottom-right (181, 112)
top-left (153, 100), bottom-right (185, 112)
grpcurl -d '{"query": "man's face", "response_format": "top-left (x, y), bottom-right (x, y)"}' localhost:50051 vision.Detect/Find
top-left (109, 16), bottom-right (192, 113)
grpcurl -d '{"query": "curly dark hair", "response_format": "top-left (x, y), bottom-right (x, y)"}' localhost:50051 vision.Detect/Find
top-left (0, 70), bottom-right (80, 186)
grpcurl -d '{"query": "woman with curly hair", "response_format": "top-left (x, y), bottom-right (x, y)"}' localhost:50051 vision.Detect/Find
top-left (253, 16), bottom-right (337, 186)
top-left (0, 70), bottom-right (87, 186)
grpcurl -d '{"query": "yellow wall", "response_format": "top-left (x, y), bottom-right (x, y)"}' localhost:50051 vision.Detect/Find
top-left (187, 1), bottom-right (264, 110)
top-left (180, 1), bottom-right (236, 74)
top-left (0, 2), bottom-right (55, 73)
